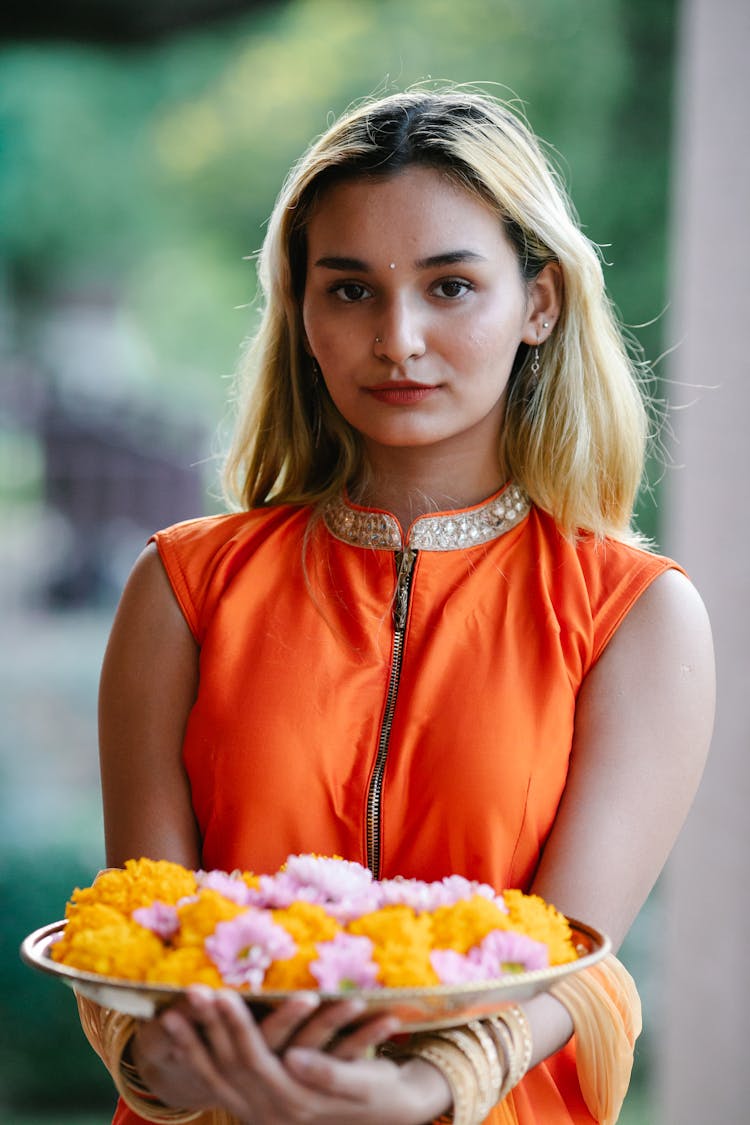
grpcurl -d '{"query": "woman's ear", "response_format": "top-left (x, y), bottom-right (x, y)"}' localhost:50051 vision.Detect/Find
top-left (521, 261), bottom-right (563, 344)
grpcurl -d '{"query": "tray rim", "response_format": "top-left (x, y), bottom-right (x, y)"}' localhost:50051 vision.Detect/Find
top-left (20, 916), bottom-right (611, 1016)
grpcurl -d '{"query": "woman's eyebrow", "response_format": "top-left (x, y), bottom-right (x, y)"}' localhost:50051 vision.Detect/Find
top-left (313, 250), bottom-right (488, 272)
top-left (313, 256), bottom-right (370, 271)
top-left (414, 250), bottom-right (487, 269)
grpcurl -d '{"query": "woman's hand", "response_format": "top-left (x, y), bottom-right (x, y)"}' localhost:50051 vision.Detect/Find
top-left (131, 987), bottom-right (451, 1124)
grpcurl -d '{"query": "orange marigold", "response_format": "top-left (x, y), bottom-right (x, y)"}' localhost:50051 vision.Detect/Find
top-left (174, 889), bottom-right (245, 948)
top-left (67, 858), bottom-right (197, 917)
top-left (430, 897), bottom-right (511, 954)
top-left (52, 918), bottom-right (164, 980)
top-left (349, 906), bottom-right (437, 987)
top-left (272, 902), bottom-right (341, 945)
top-left (502, 890), bottom-right (577, 965)
top-left (147, 947), bottom-right (224, 988)
top-left (264, 947), bottom-right (319, 991)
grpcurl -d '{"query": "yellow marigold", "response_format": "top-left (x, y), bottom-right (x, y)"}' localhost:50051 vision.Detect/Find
top-left (430, 897), bottom-right (511, 954)
top-left (272, 901), bottom-right (341, 945)
top-left (372, 943), bottom-right (439, 987)
top-left (349, 905), bottom-right (432, 948)
top-left (175, 889), bottom-right (245, 948)
top-left (55, 903), bottom-right (131, 949)
top-left (349, 906), bottom-right (437, 987)
top-left (502, 890), bottom-right (577, 965)
top-left (264, 947), bottom-right (318, 991)
top-left (67, 858), bottom-right (197, 917)
top-left (147, 947), bottom-right (224, 988)
top-left (53, 919), bottom-right (164, 980)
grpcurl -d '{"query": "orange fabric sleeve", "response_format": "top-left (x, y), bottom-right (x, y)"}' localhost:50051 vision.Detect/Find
top-left (549, 956), bottom-right (642, 1125)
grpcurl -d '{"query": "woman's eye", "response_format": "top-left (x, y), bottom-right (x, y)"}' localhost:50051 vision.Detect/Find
top-left (433, 278), bottom-right (472, 299)
top-left (331, 282), bottom-right (370, 303)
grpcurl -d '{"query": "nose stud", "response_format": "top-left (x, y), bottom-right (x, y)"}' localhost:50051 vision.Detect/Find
top-left (375, 336), bottom-right (383, 344)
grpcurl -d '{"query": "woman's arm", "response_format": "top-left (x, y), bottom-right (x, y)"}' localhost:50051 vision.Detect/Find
top-left (98, 542), bottom-right (201, 868)
top-left (532, 566), bottom-right (714, 947)
top-left (518, 567), bottom-right (715, 1071)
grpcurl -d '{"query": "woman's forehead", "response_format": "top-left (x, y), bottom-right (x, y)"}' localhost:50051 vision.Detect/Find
top-left (305, 166), bottom-right (507, 262)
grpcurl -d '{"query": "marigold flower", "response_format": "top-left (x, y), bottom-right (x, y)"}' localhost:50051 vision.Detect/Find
top-left (67, 859), bottom-right (197, 917)
top-left (430, 896), bottom-right (512, 954)
top-left (146, 946), bottom-right (224, 988)
top-left (264, 947), bottom-right (319, 991)
top-left (53, 919), bottom-right (164, 980)
top-left (175, 889), bottom-right (245, 948)
top-left (349, 906), bottom-right (437, 987)
top-left (271, 901), bottom-right (341, 945)
top-left (502, 890), bottom-right (577, 965)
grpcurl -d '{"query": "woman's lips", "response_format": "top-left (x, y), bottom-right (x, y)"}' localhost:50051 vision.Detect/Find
top-left (365, 384), bottom-right (438, 404)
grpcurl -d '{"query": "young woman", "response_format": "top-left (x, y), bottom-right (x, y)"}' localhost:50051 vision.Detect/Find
top-left (80, 88), bottom-right (714, 1125)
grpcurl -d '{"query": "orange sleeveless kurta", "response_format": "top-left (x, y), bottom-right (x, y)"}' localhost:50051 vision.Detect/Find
top-left (114, 484), bottom-right (679, 1125)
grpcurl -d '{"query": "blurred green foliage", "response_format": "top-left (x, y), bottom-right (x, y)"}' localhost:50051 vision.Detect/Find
top-left (1, 850), bottom-right (115, 1113)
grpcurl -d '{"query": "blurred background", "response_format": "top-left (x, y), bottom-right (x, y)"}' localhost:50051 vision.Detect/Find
top-left (1, 1), bottom-right (745, 1122)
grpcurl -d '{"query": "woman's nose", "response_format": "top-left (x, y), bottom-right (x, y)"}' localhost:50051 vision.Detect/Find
top-left (373, 296), bottom-right (426, 364)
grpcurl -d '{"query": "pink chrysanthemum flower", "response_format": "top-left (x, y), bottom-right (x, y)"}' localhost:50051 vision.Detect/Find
top-left (198, 870), bottom-right (254, 906)
top-left (475, 929), bottom-right (549, 975)
top-left (132, 902), bottom-right (179, 941)
top-left (373, 874), bottom-right (508, 913)
top-left (375, 878), bottom-right (440, 912)
top-left (310, 932), bottom-right (380, 991)
top-left (244, 871), bottom-right (326, 910)
top-left (430, 948), bottom-right (493, 985)
top-left (205, 910), bottom-right (296, 988)
top-left (284, 854), bottom-right (374, 902)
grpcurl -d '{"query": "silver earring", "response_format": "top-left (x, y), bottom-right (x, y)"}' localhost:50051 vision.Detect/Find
top-left (375, 336), bottom-right (383, 345)
top-left (531, 345), bottom-right (541, 377)
top-left (310, 358), bottom-right (323, 445)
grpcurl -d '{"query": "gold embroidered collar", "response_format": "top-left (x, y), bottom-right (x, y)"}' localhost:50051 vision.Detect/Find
top-left (323, 483), bottom-right (530, 551)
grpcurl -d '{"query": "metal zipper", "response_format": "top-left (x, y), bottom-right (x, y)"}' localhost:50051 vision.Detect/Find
top-left (365, 546), bottom-right (417, 877)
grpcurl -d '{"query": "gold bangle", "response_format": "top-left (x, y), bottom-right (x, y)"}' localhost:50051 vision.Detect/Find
top-left (467, 1019), bottom-right (504, 1106)
top-left (416, 1037), bottom-right (482, 1125)
top-left (440, 1027), bottom-right (496, 1117)
top-left (486, 1004), bottom-right (534, 1101)
top-left (76, 994), bottom-right (201, 1124)
top-left (503, 1004), bottom-right (534, 1077)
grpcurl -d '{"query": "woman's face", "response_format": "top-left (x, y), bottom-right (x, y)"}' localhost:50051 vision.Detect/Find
top-left (301, 165), bottom-right (555, 466)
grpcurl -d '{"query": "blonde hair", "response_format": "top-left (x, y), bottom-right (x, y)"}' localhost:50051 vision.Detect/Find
top-left (223, 87), bottom-right (650, 541)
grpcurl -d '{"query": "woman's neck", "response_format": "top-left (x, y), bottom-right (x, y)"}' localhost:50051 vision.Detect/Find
top-left (355, 444), bottom-right (507, 533)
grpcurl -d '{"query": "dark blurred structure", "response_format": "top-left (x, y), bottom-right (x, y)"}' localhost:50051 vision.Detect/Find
top-left (41, 395), bottom-right (205, 605)
top-left (2, 359), bottom-right (206, 607)
top-left (0, 0), bottom-right (275, 45)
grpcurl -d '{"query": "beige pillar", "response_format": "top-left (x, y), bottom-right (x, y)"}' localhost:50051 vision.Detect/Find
top-left (660, 0), bottom-right (750, 1121)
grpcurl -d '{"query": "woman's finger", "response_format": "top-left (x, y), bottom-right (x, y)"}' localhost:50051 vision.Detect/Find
top-left (284, 998), bottom-right (368, 1051)
top-left (327, 1013), bottom-right (401, 1060)
top-left (159, 1007), bottom-right (266, 1119)
top-left (184, 986), bottom-right (241, 1065)
top-left (255, 992), bottom-right (323, 1052)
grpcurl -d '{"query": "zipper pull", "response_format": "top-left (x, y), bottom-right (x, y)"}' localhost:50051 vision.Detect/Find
top-left (393, 548), bottom-right (416, 631)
